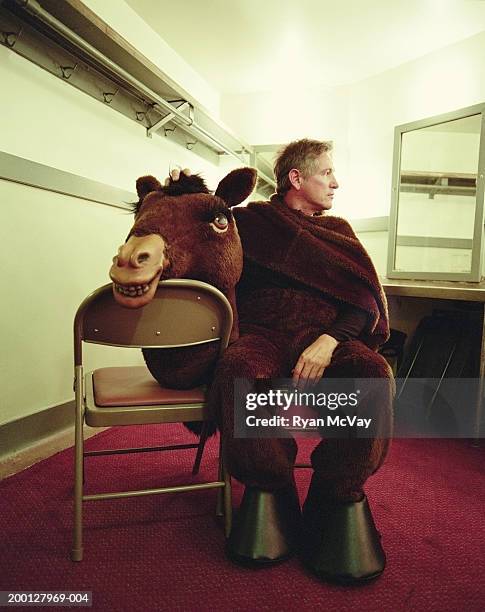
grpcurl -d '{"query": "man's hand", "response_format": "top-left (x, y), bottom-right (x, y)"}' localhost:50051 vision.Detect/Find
top-left (164, 167), bottom-right (191, 185)
top-left (292, 334), bottom-right (339, 389)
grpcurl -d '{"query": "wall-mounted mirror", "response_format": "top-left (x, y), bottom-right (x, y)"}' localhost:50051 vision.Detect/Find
top-left (387, 103), bottom-right (485, 281)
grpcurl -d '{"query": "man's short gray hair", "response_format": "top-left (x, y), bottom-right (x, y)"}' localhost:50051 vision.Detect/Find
top-left (273, 139), bottom-right (333, 195)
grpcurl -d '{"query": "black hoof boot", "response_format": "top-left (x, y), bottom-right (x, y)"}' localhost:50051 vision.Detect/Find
top-left (301, 491), bottom-right (385, 584)
top-left (226, 484), bottom-right (301, 567)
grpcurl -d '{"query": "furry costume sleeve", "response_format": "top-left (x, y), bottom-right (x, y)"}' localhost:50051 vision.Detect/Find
top-left (233, 195), bottom-right (389, 350)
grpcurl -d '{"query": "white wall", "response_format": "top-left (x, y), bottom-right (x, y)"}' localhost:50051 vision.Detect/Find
top-left (1, 181), bottom-right (141, 423)
top-left (0, 46), bottom-right (227, 427)
top-left (356, 231), bottom-right (388, 277)
top-left (344, 31), bottom-right (485, 221)
top-left (221, 87), bottom-right (348, 147)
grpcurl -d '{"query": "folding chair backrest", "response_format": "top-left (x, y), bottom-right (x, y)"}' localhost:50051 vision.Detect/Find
top-left (74, 279), bottom-right (233, 366)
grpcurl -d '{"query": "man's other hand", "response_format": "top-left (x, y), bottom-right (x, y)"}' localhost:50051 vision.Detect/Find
top-left (164, 167), bottom-right (191, 185)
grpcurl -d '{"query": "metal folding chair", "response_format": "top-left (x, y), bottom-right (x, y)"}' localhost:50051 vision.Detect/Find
top-left (72, 279), bottom-right (232, 561)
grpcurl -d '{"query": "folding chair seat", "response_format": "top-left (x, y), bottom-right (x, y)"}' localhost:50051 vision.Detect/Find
top-left (72, 279), bottom-right (232, 561)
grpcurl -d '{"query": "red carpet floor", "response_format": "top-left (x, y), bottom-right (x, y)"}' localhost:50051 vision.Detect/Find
top-left (1, 425), bottom-right (484, 612)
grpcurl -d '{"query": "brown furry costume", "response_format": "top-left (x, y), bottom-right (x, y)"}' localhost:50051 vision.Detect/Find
top-left (210, 195), bottom-right (394, 501)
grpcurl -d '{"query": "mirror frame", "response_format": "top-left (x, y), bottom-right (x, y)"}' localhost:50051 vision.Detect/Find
top-left (387, 103), bottom-right (485, 281)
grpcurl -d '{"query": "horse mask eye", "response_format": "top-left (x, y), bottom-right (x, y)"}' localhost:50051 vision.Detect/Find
top-left (212, 212), bottom-right (229, 232)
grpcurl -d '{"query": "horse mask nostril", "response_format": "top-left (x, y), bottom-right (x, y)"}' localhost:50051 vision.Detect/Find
top-left (137, 252), bottom-right (150, 264)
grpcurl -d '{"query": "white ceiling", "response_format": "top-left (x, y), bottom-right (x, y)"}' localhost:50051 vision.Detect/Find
top-left (125, 0), bottom-right (485, 95)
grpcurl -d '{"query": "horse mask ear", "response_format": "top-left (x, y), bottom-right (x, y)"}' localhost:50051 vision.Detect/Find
top-left (136, 175), bottom-right (162, 200)
top-left (215, 168), bottom-right (258, 208)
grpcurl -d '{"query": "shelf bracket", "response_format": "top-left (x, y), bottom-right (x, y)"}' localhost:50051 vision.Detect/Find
top-left (146, 100), bottom-right (191, 138)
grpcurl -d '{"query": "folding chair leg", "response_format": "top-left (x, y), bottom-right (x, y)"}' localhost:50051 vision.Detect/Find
top-left (222, 461), bottom-right (232, 538)
top-left (192, 422), bottom-right (209, 476)
top-left (71, 371), bottom-right (84, 562)
top-left (72, 435), bottom-right (84, 560)
top-left (216, 434), bottom-right (224, 518)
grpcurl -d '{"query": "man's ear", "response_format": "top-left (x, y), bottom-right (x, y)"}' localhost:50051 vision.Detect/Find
top-left (136, 175), bottom-right (162, 200)
top-left (215, 167), bottom-right (258, 208)
top-left (288, 168), bottom-right (302, 190)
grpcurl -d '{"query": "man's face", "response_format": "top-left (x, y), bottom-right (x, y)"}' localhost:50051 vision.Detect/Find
top-left (299, 152), bottom-right (339, 212)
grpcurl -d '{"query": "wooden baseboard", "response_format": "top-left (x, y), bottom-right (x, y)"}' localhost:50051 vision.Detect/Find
top-left (0, 402), bottom-right (104, 479)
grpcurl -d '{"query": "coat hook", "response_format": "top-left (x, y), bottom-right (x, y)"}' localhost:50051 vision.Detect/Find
top-left (186, 139), bottom-right (198, 150)
top-left (1, 30), bottom-right (20, 48)
top-left (59, 63), bottom-right (77, 80)
top-left (135, 111), bottom-right (146, 122)
top-left (164, 126), bottom-right (176, 137)
top-left (102, 90), bottom-right (118, 104)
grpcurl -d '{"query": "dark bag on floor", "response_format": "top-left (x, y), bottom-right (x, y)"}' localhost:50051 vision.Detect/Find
top-left (394, 309), bottom-right (481, 436)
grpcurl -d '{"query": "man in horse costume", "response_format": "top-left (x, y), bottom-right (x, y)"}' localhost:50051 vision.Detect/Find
top-left (109, 139), bottom-right (394, 585)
